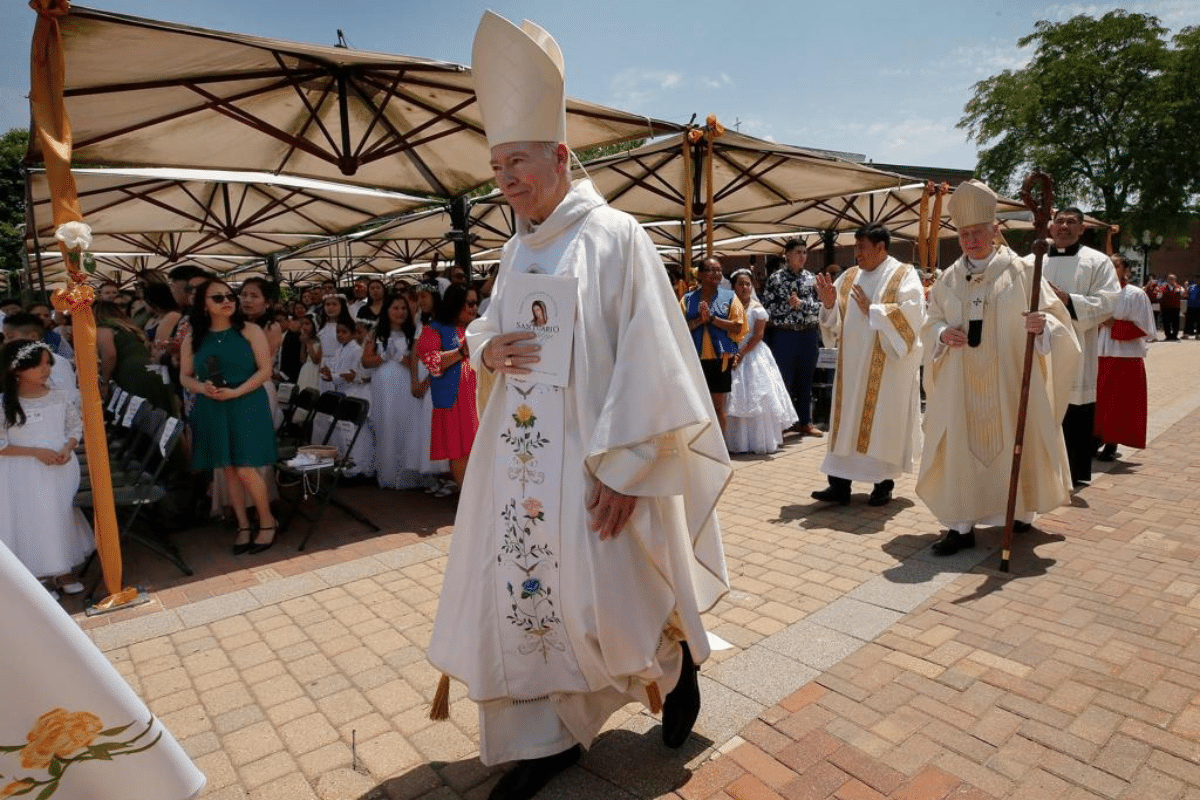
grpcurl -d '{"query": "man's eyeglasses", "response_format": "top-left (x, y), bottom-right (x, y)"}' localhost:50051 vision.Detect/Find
top-left (207, 293), bottom-right (237, 304)
top-left (466, 300), bottom-right (480, 308)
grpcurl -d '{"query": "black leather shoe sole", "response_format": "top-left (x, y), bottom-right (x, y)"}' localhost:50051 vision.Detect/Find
top-left (662, 641), bottom-right (701, 748)
top-left (931, 530), bottom-right (975, 556)
top-left (866, 491), bottom-right (892, 506)
top-left (488, 745), bottom-right (581, 800)
top-left (811, 488), bottom-right (851, 505)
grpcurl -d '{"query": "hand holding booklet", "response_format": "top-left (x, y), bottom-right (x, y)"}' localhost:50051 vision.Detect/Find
top-left (502, 271), bottom-right (577, 387)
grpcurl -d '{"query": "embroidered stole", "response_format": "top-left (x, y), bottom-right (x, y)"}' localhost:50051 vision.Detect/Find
top-left (492, 229), bottom-right (588, 698)
top-left (831, 263), bottom-right (912, 453)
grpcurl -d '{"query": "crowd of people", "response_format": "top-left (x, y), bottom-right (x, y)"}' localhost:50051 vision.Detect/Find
top-left (0, 190), bottom-right (1183, 601)
top-left (0, 262), bottom-right (497, 588)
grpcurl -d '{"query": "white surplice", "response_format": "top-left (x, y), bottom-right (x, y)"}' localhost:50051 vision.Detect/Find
top-left (918, 247), bottom-right (1080, 528)
top-left (1098, 283), bottom-right (1157, 358)
top-left (427, 180), bottom-right (730, 764)
top-left (817, 257), bottom-right (925, 483)
top-left (1026, 244), bottom-right (1119, 404)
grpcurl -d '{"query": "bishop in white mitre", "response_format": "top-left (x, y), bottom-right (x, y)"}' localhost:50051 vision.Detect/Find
top-left (812, 224), bottom-right (924, 507)
top-left (917, 180), bottom-right (1081, 556)
top-left (426, 13), bottom-right (730, 800)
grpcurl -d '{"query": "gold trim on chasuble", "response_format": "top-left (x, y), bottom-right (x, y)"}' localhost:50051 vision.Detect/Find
top-left (830, 267), bottom-right (860, 443)
top-left (844, 265), bottom-right (912, 454)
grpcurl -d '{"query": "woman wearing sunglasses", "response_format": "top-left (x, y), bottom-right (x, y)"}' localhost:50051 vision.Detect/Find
top-left (180, 280), bottom-right (279, 555)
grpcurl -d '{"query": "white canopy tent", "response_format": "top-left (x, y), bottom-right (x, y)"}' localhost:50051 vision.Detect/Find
top-left (28, 6), bottom-right (681, 199)
top-left (24, 167), bottom-right (431, 286)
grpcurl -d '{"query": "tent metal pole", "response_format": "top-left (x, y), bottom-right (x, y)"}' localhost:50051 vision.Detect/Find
top-left (23, 168), bottom-right (48, 296)
top-left (449, 196), bottom-right (473, 282)
top-left (822, 228), bottom-right (836, 268)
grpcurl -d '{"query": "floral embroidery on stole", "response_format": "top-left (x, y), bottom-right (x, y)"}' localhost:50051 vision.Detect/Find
top-left (492, 230), bottom-right (588, 698)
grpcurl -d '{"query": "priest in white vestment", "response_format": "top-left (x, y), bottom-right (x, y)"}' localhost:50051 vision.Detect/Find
top-left (426, 13), bottom-right (730, 800)
top-left (1023, 207), bottom-right (1119, 488)
top-left (812, 224), bottom-right (924, 507)
top-left (917, 180), bottom-right (1081, 556)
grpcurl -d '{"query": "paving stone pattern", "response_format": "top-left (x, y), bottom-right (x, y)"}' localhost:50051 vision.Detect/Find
top-left (74, 341), bottom-right (1200, 800)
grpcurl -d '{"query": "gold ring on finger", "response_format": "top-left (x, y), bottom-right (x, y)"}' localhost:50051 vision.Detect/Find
top-left (504, 356), bottom-right (512, 368)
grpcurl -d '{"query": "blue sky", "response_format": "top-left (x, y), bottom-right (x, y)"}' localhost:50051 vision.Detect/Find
top-left (1, 1), bottom-right (1193, 171)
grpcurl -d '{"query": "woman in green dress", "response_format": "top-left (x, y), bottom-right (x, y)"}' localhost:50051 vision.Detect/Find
top-left (95, 301), bottom-right (178, 415)
top-left (180, 280), bottom-right (278, 555)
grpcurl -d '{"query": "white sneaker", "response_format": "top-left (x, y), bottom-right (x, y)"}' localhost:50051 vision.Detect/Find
top-left (433, 482), bottom-right (459, 497)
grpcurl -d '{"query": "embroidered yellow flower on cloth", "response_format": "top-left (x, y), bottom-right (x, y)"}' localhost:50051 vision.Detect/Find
top-left (513, 404), bottom-right (536, 428)
top-left (0, 711), bottom-right (162, 798)
top-left (19, 709), bottom-right (103, 770)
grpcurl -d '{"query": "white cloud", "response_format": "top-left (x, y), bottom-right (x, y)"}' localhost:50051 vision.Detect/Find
top-left (1041, 1), bottom-right (1194, 30)
top-left (941, 39), bottom-right (1033, 79)
top-left (699, 73), bottom-right (733, 90)
top-left (785, 117), bottom-right (975, 167)
top-left (737, 116), bottom-right (775, 142)
top-left (609, 68), bottom-right (686, 110)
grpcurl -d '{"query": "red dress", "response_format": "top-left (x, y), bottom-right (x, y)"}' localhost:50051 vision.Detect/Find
top-left (417, 324), bottom-right (478, 460)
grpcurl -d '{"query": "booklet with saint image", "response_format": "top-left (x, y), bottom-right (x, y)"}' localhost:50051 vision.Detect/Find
top-left (502, 271), bottom-right (577, 387)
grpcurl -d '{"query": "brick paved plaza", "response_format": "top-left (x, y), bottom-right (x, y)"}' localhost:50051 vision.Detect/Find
top-left (72, 339), bottom-right (1200, 800)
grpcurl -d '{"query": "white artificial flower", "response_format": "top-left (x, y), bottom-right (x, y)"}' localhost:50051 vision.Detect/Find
top-left (55, 221), bottom-right (93, 251)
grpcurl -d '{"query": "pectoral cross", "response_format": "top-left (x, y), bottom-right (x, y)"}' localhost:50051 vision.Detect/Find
top-left (971, 297), bottom-right (984, 311)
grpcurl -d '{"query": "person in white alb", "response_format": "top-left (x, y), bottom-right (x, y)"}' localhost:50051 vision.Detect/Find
top-left (812, 224), bottom-right (924, 507)
top-left (1025, 207), bottom-right (1119, 487)
top-left (425, 12), bottom-right (730, 800)
top-left (1094, 253), bottom-right (1156, 461)
top-left (917, 180), bottom-right (1081, 555)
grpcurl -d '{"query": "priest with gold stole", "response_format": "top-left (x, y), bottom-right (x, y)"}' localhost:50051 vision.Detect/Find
top-left (426, 12), bottom-right (730, 800)
top-left (812, 224), bottom-right (924, 507)
top-left (917, 180), bottom-right (1080, 556)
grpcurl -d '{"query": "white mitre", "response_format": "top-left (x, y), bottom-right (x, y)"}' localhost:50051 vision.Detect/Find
top-left (471, 10), bottom-right (567, 148)
top-left (948, 179), bottom-right (998, 228)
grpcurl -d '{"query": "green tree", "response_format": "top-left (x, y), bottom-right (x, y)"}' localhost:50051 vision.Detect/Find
top-left (0, 128), bottom-right (30, 288)
top-left (958, 11), bottom-right (1199, 237)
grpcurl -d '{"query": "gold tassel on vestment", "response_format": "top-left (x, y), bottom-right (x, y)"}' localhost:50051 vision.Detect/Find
top-left (646, 682), bottom-right (663, 714)
top-left (429, 673), bottom-right (451, 721)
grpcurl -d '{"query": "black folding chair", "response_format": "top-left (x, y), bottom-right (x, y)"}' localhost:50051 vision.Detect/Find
top-left (277, 395), bottom-right (379, 551)
top-left (276, 386), bottom-right (321, 459)
top-left (77, 407), bottom-right (192, 577)
top-left (82, 400), bottom-right (156, 486)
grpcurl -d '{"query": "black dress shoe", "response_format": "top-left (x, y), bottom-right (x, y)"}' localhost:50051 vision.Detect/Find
top-left (488, 744), bottom-right (581, 800)
top-left (1012, 520), bottom-right (1032, 533)
top-left (248, 526), bottom-right (276, 555)
top-left (662, 641), bottom-right (701, 748)
top-left (931, 529), bottom-right (975, 556)
top-left (232, 528), bottom-right (253, 556)
top-left (867, 480), bottom-right (894, 507)
top-left (811, 486), bottom-right (851, 504)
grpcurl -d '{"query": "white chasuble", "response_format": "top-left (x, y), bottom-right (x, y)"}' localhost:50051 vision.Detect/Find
top-left (818, 257), bottom-right (924, 482)
top-left (917, 247), bottom-right (1081, 526)
top-left (427, 180), bottom-right (731, 764)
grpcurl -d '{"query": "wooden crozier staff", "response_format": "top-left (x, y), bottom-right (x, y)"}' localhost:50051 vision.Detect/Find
top-left (999, 170), bottom-right (1054, 572)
